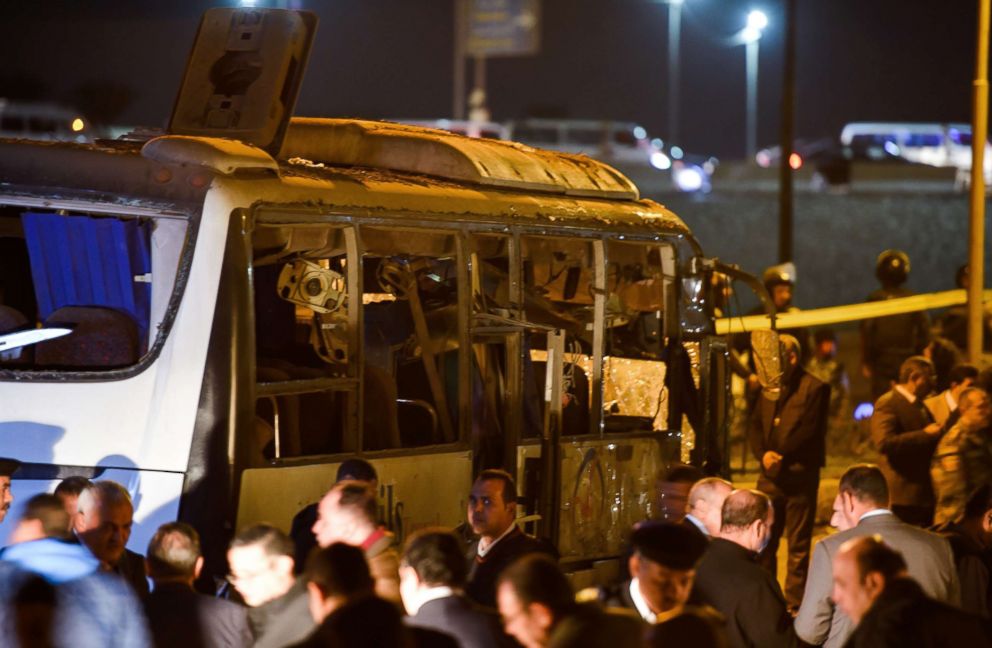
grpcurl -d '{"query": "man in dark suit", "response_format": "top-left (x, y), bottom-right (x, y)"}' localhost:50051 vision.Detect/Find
top-left (601, 521), bottom-right (708, 623)
top-left (295, 542), bottom-right (456, 648)
top-left (691, 489), bottom-right (799, 648)
top-left (144, 522), bottom-right (252, 648)
top-left (748, 333), bottom-right (830, 608)
top-left (794, 464), bottom-right (960, 648)
top-left (74, 480), bottom-right (150, 600)
top-left (401, 528), bottom-right (507, 648)
top-left (870, 355), bottom-right (943, 526)
top-left (464, 469), bottom-right (556, 608)
top-left (833, 535), bottom-right (990, 647)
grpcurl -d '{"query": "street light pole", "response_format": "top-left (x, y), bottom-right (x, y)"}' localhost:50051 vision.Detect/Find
top-left (667, 0), bottom-right (683, 144)
top-left (742, 10), bottom-right (767, 160)
top-left (745, 38), bottom-right (759, 159)
top-left (967, 0), bottom-right (990, 361)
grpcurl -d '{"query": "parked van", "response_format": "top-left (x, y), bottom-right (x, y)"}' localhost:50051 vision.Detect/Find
top-left (0, 100), bottom-right (91, 142)
top-left (839, 122), bottom-right (991, 188)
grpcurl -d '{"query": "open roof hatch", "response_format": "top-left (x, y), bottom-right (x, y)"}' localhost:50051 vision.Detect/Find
top-left (168, 8), bottom-right (317, 156)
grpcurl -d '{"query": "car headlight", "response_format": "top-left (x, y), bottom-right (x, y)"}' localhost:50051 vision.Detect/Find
top-left (650, 151), bottom-right (672, 170)
top-left (674, 166), bottom-right (704, 192)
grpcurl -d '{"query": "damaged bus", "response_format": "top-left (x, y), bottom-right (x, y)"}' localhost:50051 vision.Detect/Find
top-left (0, 8), bottom-right (762, 577)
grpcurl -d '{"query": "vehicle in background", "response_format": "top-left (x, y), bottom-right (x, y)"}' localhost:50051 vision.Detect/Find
top-left (395, 119), bottom-right (508, 140)
top-left (504, 118), bottom-right (715, 193)
top-left (839, 122), bottom-right (991, 188)
top-left (0, 99), bottom-right (91, 143)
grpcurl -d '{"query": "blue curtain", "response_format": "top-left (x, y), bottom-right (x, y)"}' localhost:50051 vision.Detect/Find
top-left (21, 212), bottom-right (152, 350)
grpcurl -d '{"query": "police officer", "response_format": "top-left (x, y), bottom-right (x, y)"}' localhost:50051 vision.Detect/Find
top-left (861, 250), bottom-right (930, 400)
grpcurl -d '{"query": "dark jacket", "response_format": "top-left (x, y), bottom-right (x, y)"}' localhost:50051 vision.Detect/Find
top-left (748, 367), bottom-right (829, 488)
top-left (292, 594), bottom-right (457, 648)
top-left (547, 603), bottom-right (644, 648)
top-left (870, 388), bottom-right (939, 507)
top-left (144, 581), bottom-right (252, 648)
top-left (465, 525), bottom-right (556, 608)
top-left (940, 523), bottom-right (992, 619)
top-left (690, 538), bottom-right (798, 648)
top-left (116, 548), bottom-right (151, 600)
top-left (250, 578), bottom-right (315, 648)
top-left (407, 593), bottom-right (507, 648)
top-left (843, 577), bottom-right (992, 648)
top-left (645, 606), bottom-right (729, 648)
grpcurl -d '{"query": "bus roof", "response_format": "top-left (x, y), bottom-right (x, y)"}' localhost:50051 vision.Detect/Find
top-left (0, 119), bottom-right (690, 237)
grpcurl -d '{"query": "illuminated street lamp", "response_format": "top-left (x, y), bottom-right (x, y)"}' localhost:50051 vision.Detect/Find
top-left (742, 9), bottom-right (767, 159)
top-left (666, 0), bottom-right (685, 145)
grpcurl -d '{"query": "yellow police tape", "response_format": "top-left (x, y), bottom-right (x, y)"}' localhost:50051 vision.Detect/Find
top-left (715, 289), bottom-right (992, 335)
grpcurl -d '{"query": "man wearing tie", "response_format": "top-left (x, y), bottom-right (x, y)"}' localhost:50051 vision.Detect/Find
top-left (870, 356), bottom-right (943, 527)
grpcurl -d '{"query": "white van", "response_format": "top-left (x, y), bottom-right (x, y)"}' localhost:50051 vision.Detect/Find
top-left (839, 122), bottom-right (991, 187)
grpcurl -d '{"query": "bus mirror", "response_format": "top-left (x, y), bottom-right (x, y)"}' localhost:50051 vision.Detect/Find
top-left (169, 8), bottom-right (318, 155)
top-left (751, 329), bottom-right (782, 399)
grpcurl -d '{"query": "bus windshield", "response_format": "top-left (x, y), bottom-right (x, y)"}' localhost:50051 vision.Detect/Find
top-left (0, 206), bottom-right (188, 371)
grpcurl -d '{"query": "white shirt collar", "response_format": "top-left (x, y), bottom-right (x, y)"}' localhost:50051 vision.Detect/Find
top-left (895, 385), bottom-right (917, 404)
top-left (406, 585), bottom-right (455, 616)
top-left (477, 523), bottom-right (516, 558)
top-left (858, 509), bottom-right (893, 523)
top-left (945, 390), bottom-right (957, 411)
top-left (684, 514), bottom-right (709, 537)
top-left (629, 578), bottom-right (657, 624)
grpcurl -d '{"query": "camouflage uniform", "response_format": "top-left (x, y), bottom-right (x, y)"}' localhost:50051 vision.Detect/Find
top-left (931, 422), bottom-right (992, 526)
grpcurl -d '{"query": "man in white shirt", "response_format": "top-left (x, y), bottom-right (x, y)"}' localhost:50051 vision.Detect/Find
top-left (924, 363), bottom-right (977, 427)
top-left (602, 522), bottom-right (707, 623)
top-left (794, 463), bottom-right (960, 648)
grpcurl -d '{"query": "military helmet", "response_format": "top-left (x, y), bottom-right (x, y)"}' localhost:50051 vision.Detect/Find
top-left (762, 262), bottom-right (796, 291)
top-left (875, 249), bottom-right (910, 286)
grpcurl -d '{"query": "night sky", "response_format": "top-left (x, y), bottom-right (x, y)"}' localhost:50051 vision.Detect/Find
top-left (0, 0), bottom-right (980, 159)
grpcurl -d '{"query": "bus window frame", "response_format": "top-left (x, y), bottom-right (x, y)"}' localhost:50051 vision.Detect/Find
top-left (0, 197), bottom-right (197, 383)
top-left (249, 208), bottom-right (474, 463)
top-left (248, 205), bottom-right (698, 465)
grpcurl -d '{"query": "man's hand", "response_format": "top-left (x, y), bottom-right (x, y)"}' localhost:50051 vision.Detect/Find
top-left (924, 422), bottom-right (942, 436)
top-left (762, 451), bottom-right (783, 476)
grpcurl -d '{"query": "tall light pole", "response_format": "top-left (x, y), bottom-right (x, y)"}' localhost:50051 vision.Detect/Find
top-left (742, 10), bottom-right (767, 160)
top-left (667, 0), bottom-right (684, 144)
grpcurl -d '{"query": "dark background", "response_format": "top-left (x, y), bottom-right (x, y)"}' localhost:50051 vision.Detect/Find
top-left (0, 0), bottom-right (979, 159)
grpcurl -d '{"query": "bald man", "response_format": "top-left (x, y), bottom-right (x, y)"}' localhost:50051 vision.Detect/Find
top-left (691, 489), bottom-right (798, 648)
top-left (834, 536), bottom-right (990, 647)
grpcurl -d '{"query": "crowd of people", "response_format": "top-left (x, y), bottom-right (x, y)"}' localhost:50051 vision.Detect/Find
top-left (0, 447), bottom-right (990, 646)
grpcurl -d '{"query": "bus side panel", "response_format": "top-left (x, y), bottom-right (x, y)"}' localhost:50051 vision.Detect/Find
top-left (516, 435), bottom-right (677, 563)
top-left (179, 200), bottom-right (253, 581)
top-left (236, 450), bottom-right (473, 544)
